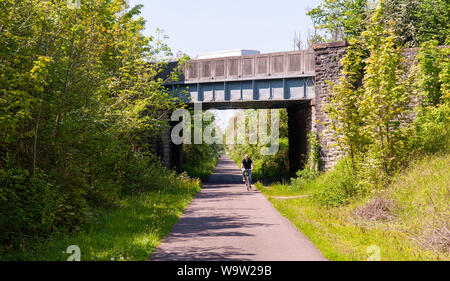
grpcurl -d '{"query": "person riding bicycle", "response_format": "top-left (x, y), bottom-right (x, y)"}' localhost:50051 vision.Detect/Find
top-left (240, 154), bottom-right (253, 188)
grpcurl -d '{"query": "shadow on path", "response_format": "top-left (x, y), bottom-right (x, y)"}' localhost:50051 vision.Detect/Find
top-left (150, 155), bottom-right (327, 261)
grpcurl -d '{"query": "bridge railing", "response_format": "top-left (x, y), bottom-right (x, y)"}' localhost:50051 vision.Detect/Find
top-left (184, 50), bottom-right (315, 83)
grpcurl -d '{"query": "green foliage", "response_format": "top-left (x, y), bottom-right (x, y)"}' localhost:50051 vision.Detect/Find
top-left (283, 0), bottom-right (450, 258)
top-left (181, 111), bottom-right (222, 180)
top-left (0, 166), bottom-right (63, 245)
top-left (409, 39), bottom-right (450, 155)
top-left (258, 153), bottom-right (450, 260)
top-left (316, 2), bottom-right (449, 210)
top-left (251, 138), bottom-right (289, 181)
top-left (327, 39), bottom-right (369, 168)
top-left (312, 160), bottom-right (363, 207)
top-left (320, 3), bottom-right (449, 205)
top-left (416, 40), bottom-right (445, 106)
top-left (227, 109), bottom-right (290, 182)
top-left (0, 0), bottom-right (186, 251)
top-left (290, 132), bottom-right (322, 189)
top-left (410, 104), bottom-right (450, 155)
top-left (182, 144), bottom-right (221, 180)
top-left (381, 0), bottom-right (450, 47)
top-left (290, 169), bottom-right (318, 195)
top-left (307, 0), bottom-right (368, 41)
top-left (308, 0), bottom-right (449, 47)
top-left (360, 8), bottom-right (413, 176)
top-left (305, 131), bottom-right (322, 172)
top-left (2, 173), bottom-right (201, 261)
top-left (439, 44), bottom-right (450, 102)
top-left (327, 5), bottom-right (415, 177)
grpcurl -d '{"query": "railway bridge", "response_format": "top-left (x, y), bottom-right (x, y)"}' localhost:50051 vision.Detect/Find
top-left (160, 41), bottom-right (350, 176)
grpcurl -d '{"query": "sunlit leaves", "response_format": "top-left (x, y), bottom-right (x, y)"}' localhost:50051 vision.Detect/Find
top-left (0, 0), bottom-right (183, 246)
top-left (327, 38), bottom-right (368, 168)
top-left (326, 4), bottom-right (415, 176)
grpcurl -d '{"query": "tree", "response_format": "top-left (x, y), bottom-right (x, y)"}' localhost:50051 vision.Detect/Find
top-left (360, 6), bottom-right (412, 175)
top-left (308, 0), bottom-right (450, 47)
top-left (0, 0), bottom-right (182, 247)
top-left (307, 0), bottom-right (450, 47)
top-left (381, 0), bottom-right (449, 47)
top-left (307, 0), bottom-right (368, 41)
top-left (326, 38), bottom-right (369, 169)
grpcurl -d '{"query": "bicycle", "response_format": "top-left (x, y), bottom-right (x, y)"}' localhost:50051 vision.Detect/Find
top-left (243, 169), bottom-right (251, 191)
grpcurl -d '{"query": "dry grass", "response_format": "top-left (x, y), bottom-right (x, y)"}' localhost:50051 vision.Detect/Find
top-left (355, 197), bottom-right (397, 221)
top-left (413, 218), bottom-right (450, 254)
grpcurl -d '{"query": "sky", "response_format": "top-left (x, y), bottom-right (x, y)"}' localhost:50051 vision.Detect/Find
top-left (128, 0), bottom-right (323, 129)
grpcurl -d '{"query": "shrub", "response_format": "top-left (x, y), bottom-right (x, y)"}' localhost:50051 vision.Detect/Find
top-left (0, 166), bottom-right (64, 247)
top-left (411, 104), bottom-right (450, 155)
top-left (313, 160), bottom-right (364, 207)
top-left (229, 137), bottom-right (289, 182)
top-left (182, 143), bottom-right (222, 180)
top-left (290, 168), bottom-right (319, 191)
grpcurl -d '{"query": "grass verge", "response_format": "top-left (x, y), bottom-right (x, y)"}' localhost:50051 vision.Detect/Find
top-left (257, 153), bottom-right (450, 261)
top-left (1, 179), bottom-right (201, 261)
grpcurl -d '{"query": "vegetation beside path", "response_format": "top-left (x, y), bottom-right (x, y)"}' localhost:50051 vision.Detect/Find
top-left (2, 173), bottom-right (201, 261)
top-left (248, 2), bottom-right (450, 261)
top-left (257, 153), bottom-right (449, 261)
top-left (0, 0), bottom-right (222, 261)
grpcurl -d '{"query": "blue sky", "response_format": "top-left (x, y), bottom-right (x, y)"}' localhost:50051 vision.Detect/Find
top-left (129, 0), bottom-right (322, 58)
top-left (128, 0), bottom-right (323, 129)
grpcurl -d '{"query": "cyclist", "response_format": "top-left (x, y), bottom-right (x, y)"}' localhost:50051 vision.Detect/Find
top-left (240, 154), bottom-right (253, 189)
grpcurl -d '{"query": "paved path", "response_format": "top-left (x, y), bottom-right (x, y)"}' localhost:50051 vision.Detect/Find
top-left (150, 155), bottom-right (326, 261)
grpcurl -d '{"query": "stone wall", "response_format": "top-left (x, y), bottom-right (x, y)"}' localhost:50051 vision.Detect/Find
top-left (311, 42), bottom-right (429, 170)
top-left (312, 41), bottom-right (348, 170)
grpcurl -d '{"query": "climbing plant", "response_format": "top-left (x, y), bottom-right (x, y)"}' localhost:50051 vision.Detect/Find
top-left (416, 40), bottom-right (445, 107)
top-left (326, 38), bottom-right (369, 169)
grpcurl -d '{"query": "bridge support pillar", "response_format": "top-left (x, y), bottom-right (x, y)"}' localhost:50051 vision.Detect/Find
top-left (287, 102), bottom-right (311, 177)
top-left (160, 122), bottom-right (184, 172)
top-left (162, 125), bottom-right (172, 169)
top-left (170, 121), bottom-right (183, 173)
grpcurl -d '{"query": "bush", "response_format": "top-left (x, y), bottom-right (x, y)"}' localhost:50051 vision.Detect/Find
top-left (290, 168), bottom-right (319, 191)
top-left (0, 153), bottom-right (201, 254)
top-left (313, 160), bottom-right (364, 207)
top-left (182, 143), bottom-right (222, 180)
top-left (411, 104), bottom-right (450, 155)
top-left (229, 137), bottom-right (290, 182)
top-left (0, 166), bottom-right (64, 247)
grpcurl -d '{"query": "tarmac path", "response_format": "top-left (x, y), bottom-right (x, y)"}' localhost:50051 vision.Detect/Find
top-left (150, 155), bottom-right (326, 261)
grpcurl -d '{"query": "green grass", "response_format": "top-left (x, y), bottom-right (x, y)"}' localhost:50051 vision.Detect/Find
top-left (1, 180), bottom-right (201, 261)
top-left (183, 157), bottom-right (218, 180)
top-left (256, 153), bottom-right (450, 261)
top-left (257, 183), bottom-right (314, 197)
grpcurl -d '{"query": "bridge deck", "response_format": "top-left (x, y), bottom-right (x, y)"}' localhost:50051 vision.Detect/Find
top-left (184, 50), bottom-right (315, 83)
top-left (166, 50), bottom-right (316, 108)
